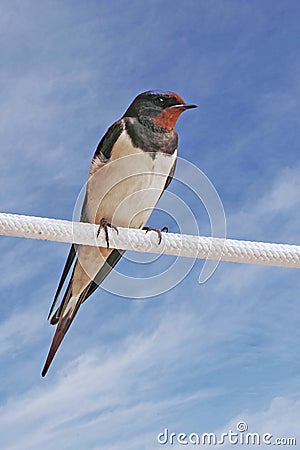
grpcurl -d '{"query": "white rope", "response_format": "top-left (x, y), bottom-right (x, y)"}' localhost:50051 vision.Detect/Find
top-left (0, 212), bottom-right (299, 268)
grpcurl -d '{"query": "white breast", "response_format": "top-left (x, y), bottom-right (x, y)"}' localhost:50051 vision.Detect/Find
top-left (87, 130), bottom-right (177, 228)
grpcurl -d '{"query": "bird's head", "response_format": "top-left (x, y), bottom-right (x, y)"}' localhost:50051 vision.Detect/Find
top-left (123, 90), bottom-right (197, 130)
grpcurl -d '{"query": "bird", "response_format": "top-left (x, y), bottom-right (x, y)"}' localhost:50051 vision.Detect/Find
top-left (42, 90), bottom-right (197, 376)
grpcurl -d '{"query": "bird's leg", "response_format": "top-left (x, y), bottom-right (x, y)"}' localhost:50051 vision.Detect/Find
top-left (142, 226), bottom-right (168, 245)
top-left (97, 218), bottom-right (118, 248)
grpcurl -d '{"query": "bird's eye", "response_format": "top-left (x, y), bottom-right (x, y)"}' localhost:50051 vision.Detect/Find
top-left (156, 97), bottom-right (166, 106)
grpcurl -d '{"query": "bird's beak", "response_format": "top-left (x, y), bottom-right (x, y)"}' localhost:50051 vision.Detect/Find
top-left (169, 103), bottom-right (198, 111)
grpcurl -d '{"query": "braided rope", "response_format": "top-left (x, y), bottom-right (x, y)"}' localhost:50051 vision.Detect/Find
top-left (0, 212), bottom-right (299, 268)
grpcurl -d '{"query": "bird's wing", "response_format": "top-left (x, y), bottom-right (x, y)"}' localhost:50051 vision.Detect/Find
top-left (47, 121), bottom-right (124, 321)
top-left (46, 121), bottom-right (124, 320)
top-left (47, 245), bottom-right (77, 320)
top-left (94, 120), bottom-right (124, 159)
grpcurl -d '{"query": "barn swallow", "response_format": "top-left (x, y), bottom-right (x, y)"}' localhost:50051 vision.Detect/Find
top-left (42, 90), bottom-right (197, 376)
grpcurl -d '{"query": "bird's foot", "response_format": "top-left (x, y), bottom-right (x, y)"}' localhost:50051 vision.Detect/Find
top-left (97, 218), bottom-right (118, 248)
top-left (142, 226), bottom-right (168, 245)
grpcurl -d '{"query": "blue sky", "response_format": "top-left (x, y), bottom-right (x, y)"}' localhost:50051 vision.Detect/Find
top-left (0, 0), bottom-right (300, 449)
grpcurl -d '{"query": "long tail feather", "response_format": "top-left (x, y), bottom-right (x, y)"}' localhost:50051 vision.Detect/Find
top-left (42, 301), bottom-right (80, 377)
top-left (41, 326), bottom-right (66, 377)
top-left (43, 249), bottom-right (125, 375)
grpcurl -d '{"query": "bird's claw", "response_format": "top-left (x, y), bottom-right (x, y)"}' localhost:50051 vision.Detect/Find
top-left (142, 226), bottom-right (168, 245)
top-left (97, 218), bottom-right (118, 248)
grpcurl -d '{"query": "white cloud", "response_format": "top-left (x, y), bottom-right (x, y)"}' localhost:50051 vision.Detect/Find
top-left (227, 163), bottom-right (300, 242)
top-left (0, 306), bottom-right (222, 450)
top-left (257, 166), bottom-right (300, 215)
